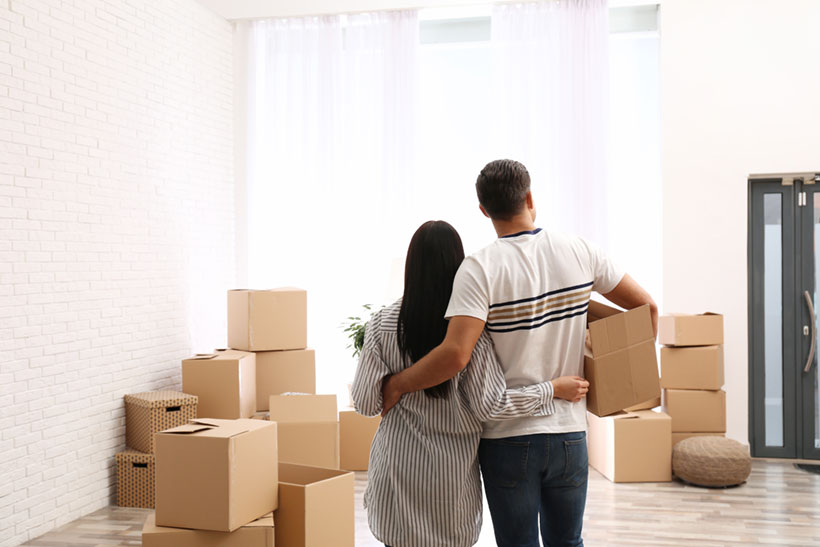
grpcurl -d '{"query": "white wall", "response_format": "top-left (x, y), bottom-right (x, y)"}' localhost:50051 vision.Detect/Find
top-left (0, 1), bottom-right (234, 545)
top-left (660, 0), bottom-right (820, 444)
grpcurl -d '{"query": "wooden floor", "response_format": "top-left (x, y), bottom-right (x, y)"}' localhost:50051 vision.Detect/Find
top-left (22, 460), bottom-right (820, 546)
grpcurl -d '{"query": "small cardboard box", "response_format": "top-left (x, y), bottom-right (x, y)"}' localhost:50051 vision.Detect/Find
top-left (659, 313), bottom-right (723, 347)
top-left (672, 432), bottom-right (725, 447)
top-left (115, 450), bottom-right (155, 508)
top-left (124, 391), bottom-right (198, 454)
top-left (228, 288), bottom-right (307, 351)
top-left (587, 410), bottom-right (672, 483)
top-left (275, 463), bottom-right (354, 547)
top-left (182, 350), bottom-right (256, 419)
top-left (584, 301), bottom-right (660, 417)
top-left (270, 394), bottom-right (339, 469)
top-left (155, 418), bottom-right (278, 532)
top-left (663, 389), bottom-right (726, 433)
top-left (339, 409), bottom-right (381, 471)
top-left (142, 512), bottom-right (274, 547)
top-left (256, 349), bottom-right (316, 411)
top-left (661, 345), bottom-right (724, 390)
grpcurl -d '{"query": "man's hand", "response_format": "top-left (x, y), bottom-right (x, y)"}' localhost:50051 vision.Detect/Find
top-left (552, 376), bottom-right (590, 403)
top-left (381, 374), bottom-right (403, 416)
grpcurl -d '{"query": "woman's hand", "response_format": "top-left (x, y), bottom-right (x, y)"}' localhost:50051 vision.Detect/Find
top-left (381, 374), bottom-right (403, 416)
top-left (551, 376), bottom-right (590, 403)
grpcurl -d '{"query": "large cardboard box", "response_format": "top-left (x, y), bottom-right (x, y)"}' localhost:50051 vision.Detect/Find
top-left (256, 349), bottom-right (316, 411)
top-left (155, 418), bottom-right (278, 532)
top-left (182, 350), bottom-right (256, 419)
top-left (659, 313), bottom-right (724, 347)
top-left (142, 512), bottom-right (274, 547)
top-left (671, 432), bottom-right (725, 447)
top-left (339, 409), bottom-right (381, 471)
top-left (275, 463), bottom-right (354, 547)
top-left (587, 410), bottom-right (672, 483)
top-left (664, 389), bottom-right (726, 433)
top-left (228, 288), bottom-right (307, 351)
top-left (584, 301), bottom-right (660, 417)
top-left (270, 394), bottom-right (339, 469)
top-left (660, 345), bottom-right (724, 390)
top-left (124, 391), bottom-right (197, 453)
top-left (115, 450), bottom-right (154, 508)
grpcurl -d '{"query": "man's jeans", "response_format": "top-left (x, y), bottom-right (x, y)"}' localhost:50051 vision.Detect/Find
top-left (479, 431), bottom-right (588, 547)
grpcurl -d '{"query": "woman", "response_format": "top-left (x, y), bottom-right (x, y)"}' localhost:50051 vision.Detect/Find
top-left (352, 220), bottom-right (557, 547)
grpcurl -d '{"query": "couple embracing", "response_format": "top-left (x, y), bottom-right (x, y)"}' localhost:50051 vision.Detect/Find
top-left (352, 159), bottom-right (657, 547)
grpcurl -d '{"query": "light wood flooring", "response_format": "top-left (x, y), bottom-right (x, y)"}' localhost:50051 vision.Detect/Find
top-left (22, 460), bottom-right (820, 546)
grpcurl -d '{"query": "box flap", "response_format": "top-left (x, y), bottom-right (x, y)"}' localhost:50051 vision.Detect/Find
top-left (588, 304), bottom-right (653, 357)
top-left (187, 353), bottom-right (218, 360)
top-left (161, 423), bottom-right (215, 434)
top-left (244, 513), bottom-right (275, 528)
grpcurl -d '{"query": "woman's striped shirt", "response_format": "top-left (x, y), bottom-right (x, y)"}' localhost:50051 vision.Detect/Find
top-left (351, 300), bottom-right (555, 547)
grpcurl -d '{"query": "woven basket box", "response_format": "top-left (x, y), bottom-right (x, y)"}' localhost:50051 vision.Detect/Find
top-left (125, 391), bottom-right (197, 453)
top-left (116, 449), bottom-right (155, 508)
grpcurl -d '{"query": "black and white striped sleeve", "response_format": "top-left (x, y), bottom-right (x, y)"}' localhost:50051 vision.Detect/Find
top-left (351, 311), bottom-right (389, 417)
top-left (458, 331), bottom-right (555, 422)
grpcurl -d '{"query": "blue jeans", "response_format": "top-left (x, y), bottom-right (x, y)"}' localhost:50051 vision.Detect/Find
top-left (479, 431), bottom-right (588, 547)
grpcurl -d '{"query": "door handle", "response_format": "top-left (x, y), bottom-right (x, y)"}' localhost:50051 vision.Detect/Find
top-left (804, 290), bottom-right (817, 373)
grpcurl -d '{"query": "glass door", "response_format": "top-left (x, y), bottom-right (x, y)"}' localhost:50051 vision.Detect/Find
top-left (749, 174), bottom-right (820, 460)
top-left (800, 185), bottom-right (820, 460)
top-left (749, 179), bottom-right (797, 458)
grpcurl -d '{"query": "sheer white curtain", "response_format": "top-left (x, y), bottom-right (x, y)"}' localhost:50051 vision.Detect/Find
top-left (246, 12), bottom-right (418, 395)
top-left (491, 0), bottom-right (610, 246)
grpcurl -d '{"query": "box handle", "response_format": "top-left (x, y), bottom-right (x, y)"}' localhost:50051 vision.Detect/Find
top-left (165, 406), bottom-right (181, 412)
top-left (132, 462), bottom-right (148, 469)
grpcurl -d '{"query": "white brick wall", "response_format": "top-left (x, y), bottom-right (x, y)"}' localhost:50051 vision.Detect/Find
top-left (0, 1), bottom-right (234, 545)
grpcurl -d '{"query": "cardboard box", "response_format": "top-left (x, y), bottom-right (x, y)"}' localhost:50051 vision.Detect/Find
top-left (659, 313), bottom-right (723, 347)
top-left (228, 288), bottom-right (307, 351)
top-left (275, 463), bottom-right (354, 547)
top-left (270, 394), bottom-right (339, 469)
top-left (587, 410), bottom-right (672, 483)
top-left (115, 450), bottom-right (155, 508)
top-left (625, 396), bottom-right (661, 412)
top-left (142, 512), bottom-right (274, 547)
top-left (256, 349), bottom-right (316, 411)
top-left (584, 301), bottom-right (660, 417)
top-left (124, 391), bottom-right (197, 454)
top-left (339, 409), bottom-right (381, 471)
top-left (660, 345), bottom-right (724, 390)
top-left (182, 350), bottom-right (256, 419)
top-left (663, 389), bottom-right (726, 433)
top-left (671, 432), bottom-right (725, 447)
top-left (155, 418), bottom-right (278, 532)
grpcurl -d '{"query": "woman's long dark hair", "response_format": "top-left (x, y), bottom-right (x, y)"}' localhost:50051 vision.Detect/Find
top-left (397, 220), bottom-right (465, 398)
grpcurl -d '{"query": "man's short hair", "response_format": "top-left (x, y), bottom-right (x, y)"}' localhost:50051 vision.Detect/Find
top-left (475, 159), bottom-right (531, 221)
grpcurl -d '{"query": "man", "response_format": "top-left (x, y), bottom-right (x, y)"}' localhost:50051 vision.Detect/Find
top-left (382, 159), bottom-right (657, 547)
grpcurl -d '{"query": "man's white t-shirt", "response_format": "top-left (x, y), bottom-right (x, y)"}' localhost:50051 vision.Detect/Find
top-left (445, 228), bottom-right (624, 438)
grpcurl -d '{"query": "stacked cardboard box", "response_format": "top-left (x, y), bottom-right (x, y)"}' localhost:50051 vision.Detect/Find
top-left (226, 289), bottom-right (318, 411)
top-left (142, 417), bottom-right (279, 545)
top-left (115, 391), bottom-right (197, 508)
top-left (181, 349), bottom-right (257, 419)
top-left (659, 313), bottom-right (727, 446)
top-left (339, 409), bottom-right (381, 471)
top-left (584, 301), bottom-right (671, 482)
top-left (226, 288), bottom-right (378, 471)
top-left (270, 394), bottom-right (340, 469)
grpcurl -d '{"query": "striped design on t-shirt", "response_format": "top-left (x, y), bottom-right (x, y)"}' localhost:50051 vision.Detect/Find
top-left (486, 281), bottom-right (593, 333)
top-left (350, 301), bottom-right (555, 547)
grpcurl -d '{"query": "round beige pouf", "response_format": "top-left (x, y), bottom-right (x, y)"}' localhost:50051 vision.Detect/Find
top-left (672, 436), bottom-right (751, 488)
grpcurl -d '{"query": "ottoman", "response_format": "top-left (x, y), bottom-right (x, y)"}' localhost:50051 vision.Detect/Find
top-left (672, 436), bottom-right (751, 487)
